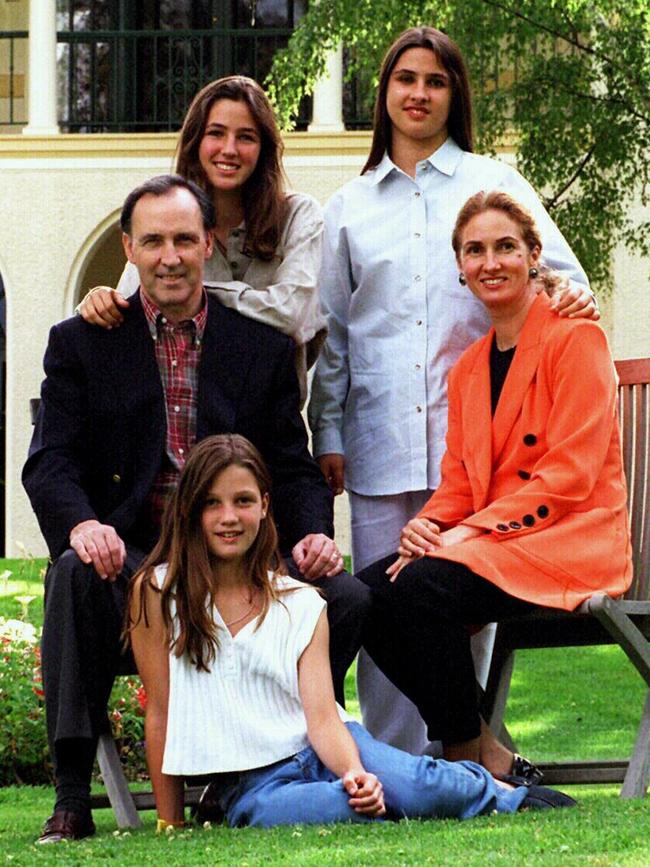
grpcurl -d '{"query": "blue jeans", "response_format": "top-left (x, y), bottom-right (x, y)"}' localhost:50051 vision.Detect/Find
top-left (219, 723), bottom-right (527, 827)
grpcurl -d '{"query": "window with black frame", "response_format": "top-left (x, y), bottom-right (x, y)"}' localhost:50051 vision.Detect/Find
top-left (56, 0), bottom-right (307, 132)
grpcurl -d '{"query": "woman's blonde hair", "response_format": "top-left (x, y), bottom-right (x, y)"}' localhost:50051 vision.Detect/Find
top-left (452, 190), bottom-right (542, 256)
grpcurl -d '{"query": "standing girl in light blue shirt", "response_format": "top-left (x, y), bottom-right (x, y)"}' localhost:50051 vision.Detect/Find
top-left (308, 26), bottom-right (598, 757)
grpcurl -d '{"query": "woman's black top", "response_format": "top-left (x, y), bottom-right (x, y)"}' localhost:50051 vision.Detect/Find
top-left (490, 336), bottom-right (516, 416)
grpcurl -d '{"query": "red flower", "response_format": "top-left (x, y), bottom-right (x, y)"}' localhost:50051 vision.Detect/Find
top-left (136, 686), bottom-right (147, 711)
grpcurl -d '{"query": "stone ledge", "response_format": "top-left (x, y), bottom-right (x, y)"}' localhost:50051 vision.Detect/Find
top-left (0, 130), bottom-right (376, 160)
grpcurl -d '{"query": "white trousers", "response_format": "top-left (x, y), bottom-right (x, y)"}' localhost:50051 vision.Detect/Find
top-left (350, 489), bottom-right (496, 755)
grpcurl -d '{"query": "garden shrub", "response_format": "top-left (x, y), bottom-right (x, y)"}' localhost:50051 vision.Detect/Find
top-left (0, 617), bottom-right (147, 786)
top-left (0, 618), bottom-right (48, 784)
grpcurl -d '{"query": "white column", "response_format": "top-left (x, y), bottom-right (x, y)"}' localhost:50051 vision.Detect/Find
top-left (308, 45), bottom-right (344, 133)
top-left (23, 0), bottom-right (60, 134)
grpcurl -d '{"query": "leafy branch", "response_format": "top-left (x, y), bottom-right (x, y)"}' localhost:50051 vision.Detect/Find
top-left (267, 1), bottom-right (650, 292)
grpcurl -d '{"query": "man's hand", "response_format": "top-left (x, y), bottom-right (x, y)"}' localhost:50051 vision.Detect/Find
top-left (292, 533), bottom-right (344, 580)
top-left (317, 453), bottom-right (345, 495)
top-left (79, 287), bottom-right (130, 329)
top-left (69, 519), bottom-right (127, 581)
top-left (343, 770), bottom-right (386, 817)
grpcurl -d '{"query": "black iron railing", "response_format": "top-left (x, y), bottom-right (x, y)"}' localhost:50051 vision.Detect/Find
top-left (0, 27), bottom-right (373, 133)
top-left (56, 27), bottom-right (304, 132)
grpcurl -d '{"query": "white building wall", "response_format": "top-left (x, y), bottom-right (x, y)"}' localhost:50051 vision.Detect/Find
top-left (611, 199), bottom-right (650, 359)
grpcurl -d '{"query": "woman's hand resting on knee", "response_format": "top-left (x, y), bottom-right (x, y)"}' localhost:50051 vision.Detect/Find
top-left (386, 519), bottom-right (484, 581)
top-left (385, 517), bottom-right (442, 581)
top-left (399, 516), bottom-right (441, 557)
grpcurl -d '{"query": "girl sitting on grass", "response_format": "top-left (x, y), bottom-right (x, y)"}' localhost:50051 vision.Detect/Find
top-left (127, 434), bottom-right (573, 830)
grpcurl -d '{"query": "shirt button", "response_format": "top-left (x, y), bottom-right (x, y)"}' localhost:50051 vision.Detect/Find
top-left (416, 320), bottom-right (423, 326)
top-left (537, 505), bottom-right (549, 519)
top-left (496, 524), bottom-right (509, 532)
top-left (414, 275), bottom-right (421, 282)
top-left (414, 232), bottom-right (421, 238)
top-left (523, 433), bottom-right (537, 446)
top-left (416, 405), bottom-right (422, 413)
top-left (522, 514), bottom-right (536, 527)
top-left (414, 191), bottom-right (421, 197)
top-left (112, 474), bottom-right (121, 483)
top-left (230, 261), bottom-right (238, 268)
top-left (517, 470), bottom-right (531, 480)
top-left (171, 359), bottom-right (178, 367)
top-left (178, 448), bottom-right (184, 456)
top-left (174, 405), bottom-right (180, 413)
top-left (161, 317), bottom-right (167, 325)
top-left (509, 521), bottom-right (522, 529)
top-left (415, 363), bottom-right (421, 370)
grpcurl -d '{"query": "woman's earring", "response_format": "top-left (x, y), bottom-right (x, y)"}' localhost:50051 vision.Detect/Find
top-left (529, 267), bottom-right (539, 279)
top-left (458, 273), bottom-right (466, 285)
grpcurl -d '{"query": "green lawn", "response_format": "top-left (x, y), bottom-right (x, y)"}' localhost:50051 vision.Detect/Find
top-left (1, 784), bottom-right (649, 866)
top-left (1, 560), bottom-right (649, 864)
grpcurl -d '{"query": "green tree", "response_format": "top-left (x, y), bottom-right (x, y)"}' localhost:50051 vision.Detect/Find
top-left (267, 0), bottom-right (650, 290)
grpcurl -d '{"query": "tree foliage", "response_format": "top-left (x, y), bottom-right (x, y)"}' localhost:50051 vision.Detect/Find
top-left (267, 0), bottom-right (650, 291)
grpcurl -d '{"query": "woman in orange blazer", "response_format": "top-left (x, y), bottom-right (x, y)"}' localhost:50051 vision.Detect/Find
top-left (359, 190), bottom-right (632, 783)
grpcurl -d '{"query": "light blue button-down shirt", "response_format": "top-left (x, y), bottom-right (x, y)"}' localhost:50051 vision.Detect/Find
top-left (308, 138), bottom-right (589, 496)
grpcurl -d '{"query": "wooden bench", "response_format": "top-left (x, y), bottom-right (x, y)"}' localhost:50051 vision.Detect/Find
top-left (481, 357), bottom-right (650, 797)
top-left (91, 735), bottom-right (203, 827)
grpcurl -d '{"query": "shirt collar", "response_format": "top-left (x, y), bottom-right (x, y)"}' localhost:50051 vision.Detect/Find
top-left (368, 137), bottom-right (464, 185)
top-left (140, 288), bottom-right (208, 346)
top-left (425, 137), bottom-right (464, 176)
top-left (367, 152), bottom-right (397, 186)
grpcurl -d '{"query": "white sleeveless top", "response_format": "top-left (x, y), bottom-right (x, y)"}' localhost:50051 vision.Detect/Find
top-left (154, 565), bottom-right (350, 775)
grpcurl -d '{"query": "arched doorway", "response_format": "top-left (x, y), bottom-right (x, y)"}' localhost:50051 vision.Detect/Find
top-left (75, 221), bottom-right (125, 307)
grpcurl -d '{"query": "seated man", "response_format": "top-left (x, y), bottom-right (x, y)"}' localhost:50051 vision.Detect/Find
top-left (23, 174), bottom-right (368, 844)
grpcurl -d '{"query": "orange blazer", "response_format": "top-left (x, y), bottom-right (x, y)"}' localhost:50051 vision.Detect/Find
top-left (418, 292), bottom-right (633, 611)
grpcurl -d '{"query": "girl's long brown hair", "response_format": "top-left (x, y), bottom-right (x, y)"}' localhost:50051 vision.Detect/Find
top-left (127, 434), bottom-right (286, 672)
top-left (363, 26), bottom-right (474, 175)
top-left (175, 75), bottom-right (288, 262)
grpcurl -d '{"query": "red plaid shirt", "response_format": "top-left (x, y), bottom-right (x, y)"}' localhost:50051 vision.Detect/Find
top-left (141, 290), bottom-right (207, 529)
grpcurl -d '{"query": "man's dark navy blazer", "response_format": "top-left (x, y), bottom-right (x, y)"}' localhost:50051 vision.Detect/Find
top-left (23, 291), bottom-right (333, 560)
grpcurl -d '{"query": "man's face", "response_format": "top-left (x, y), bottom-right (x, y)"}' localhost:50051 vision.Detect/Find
top-left (122, 187), bottom-right (213, 322)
